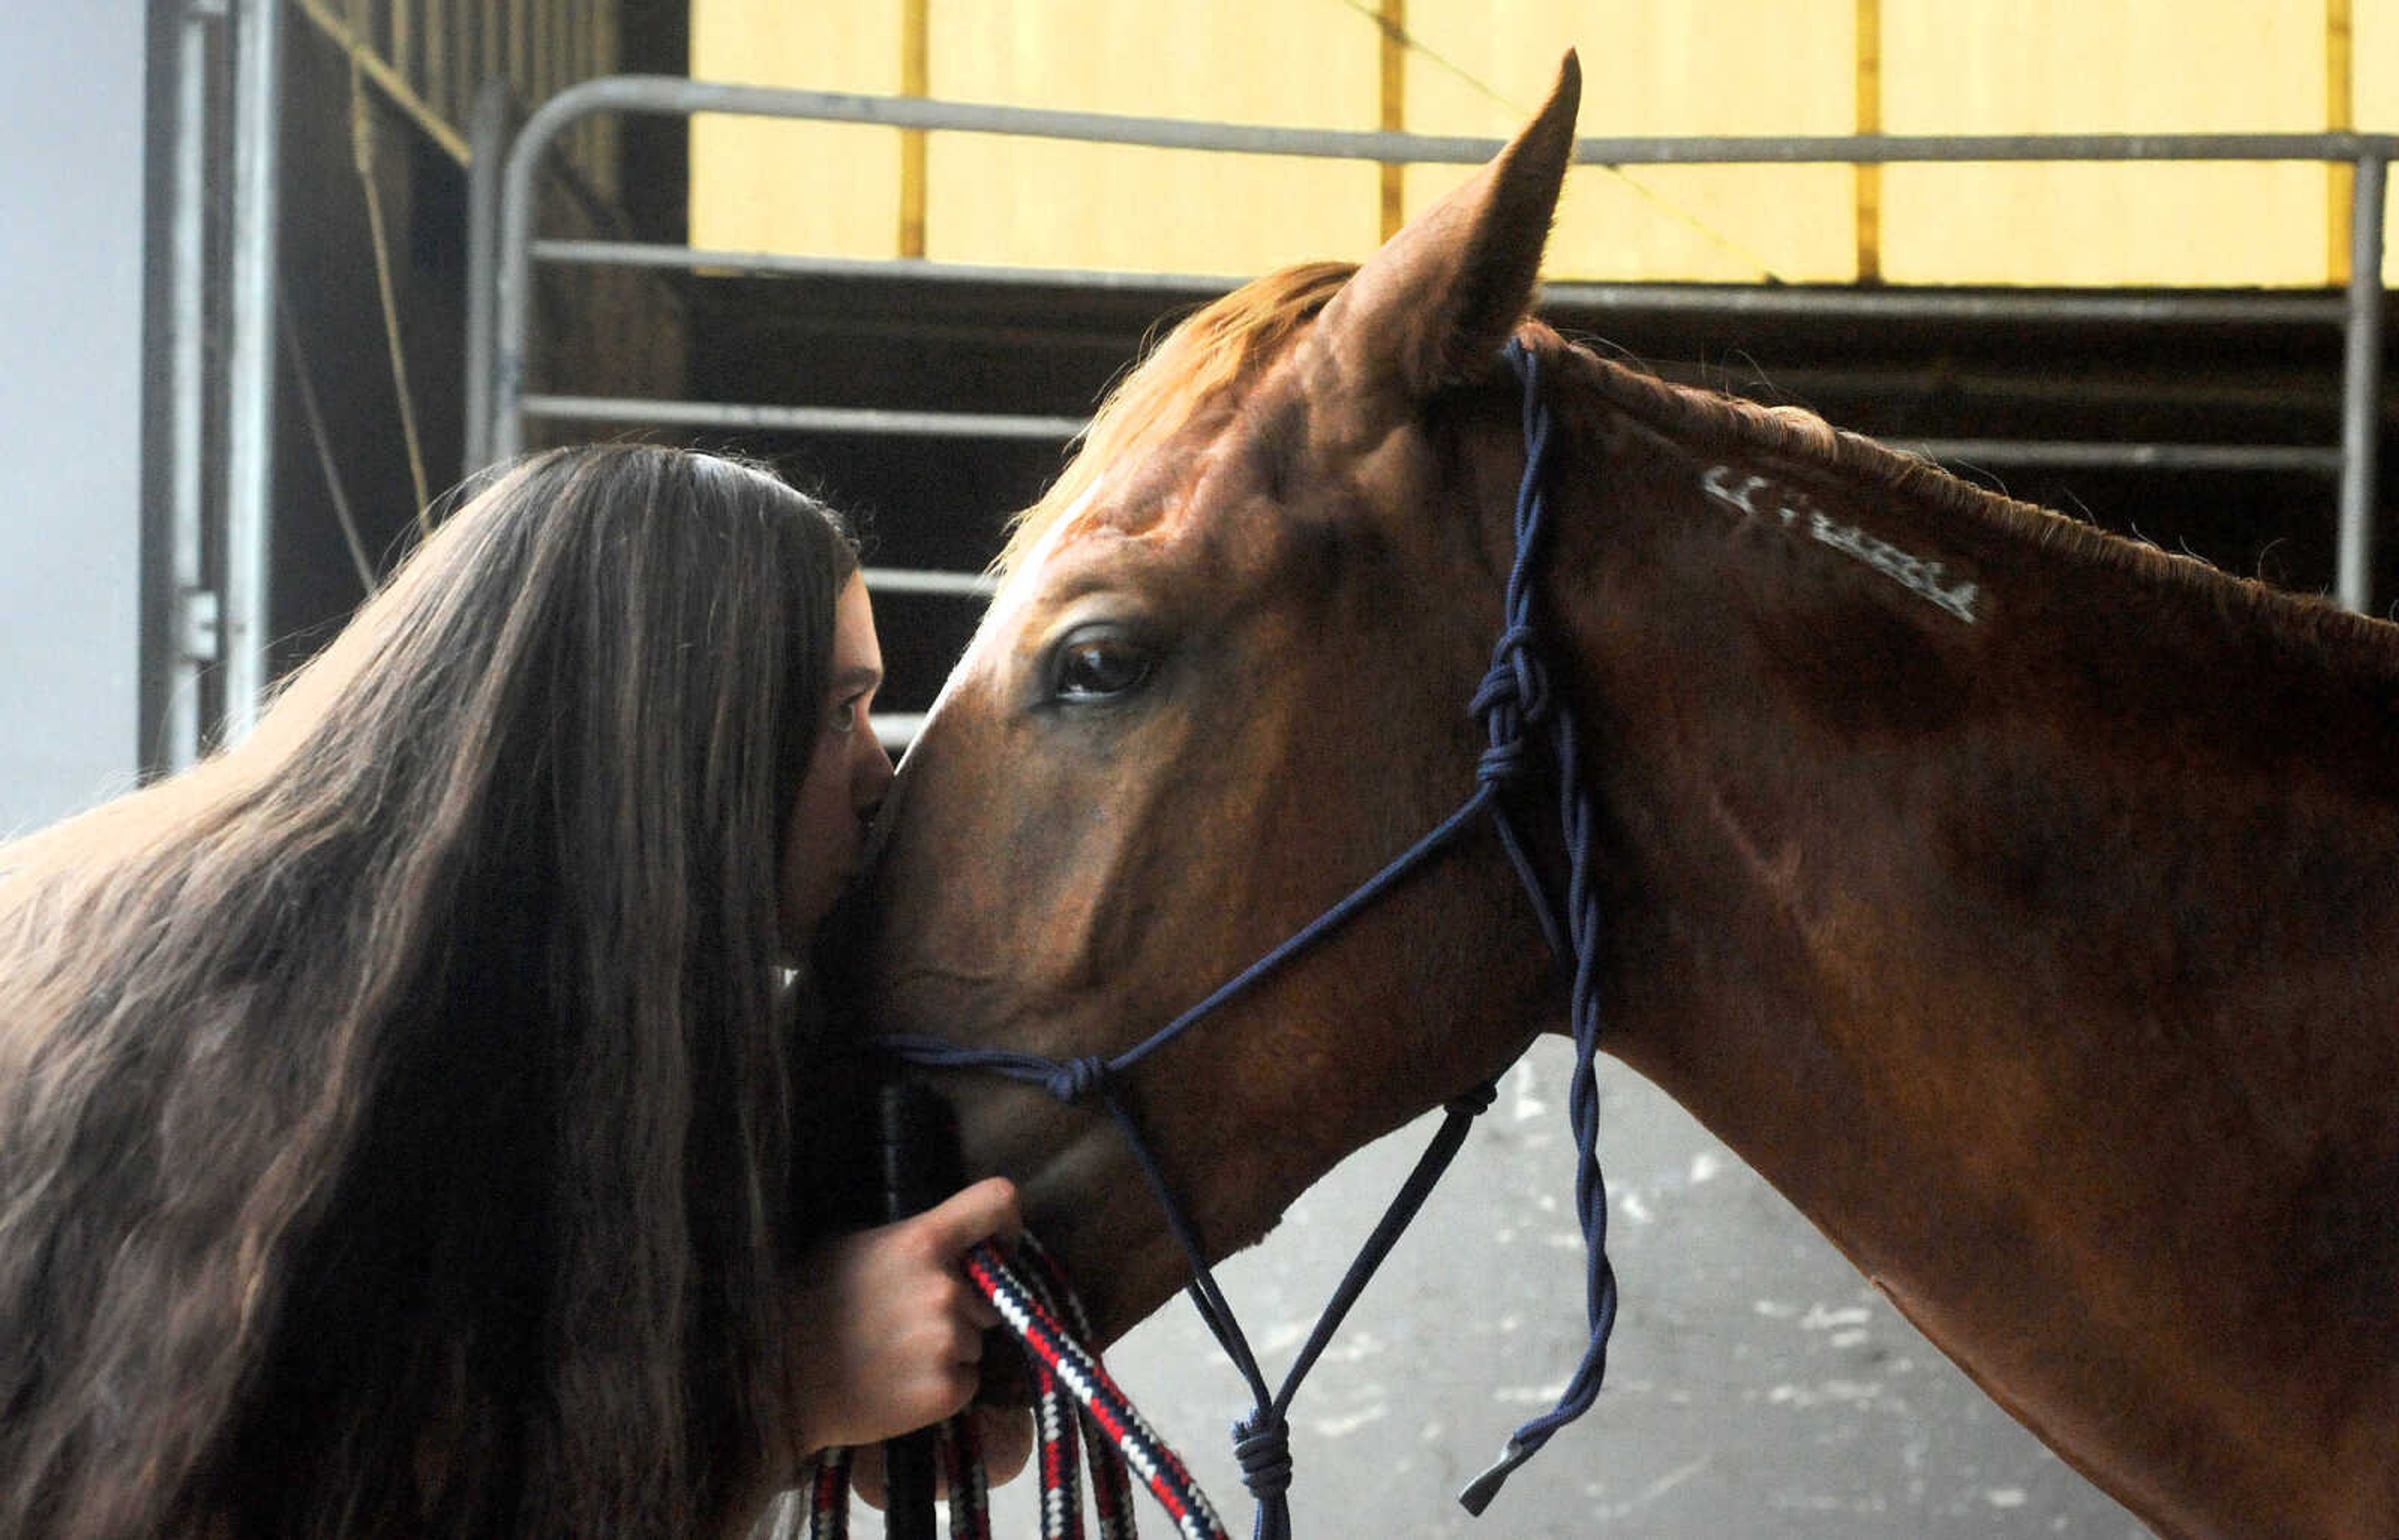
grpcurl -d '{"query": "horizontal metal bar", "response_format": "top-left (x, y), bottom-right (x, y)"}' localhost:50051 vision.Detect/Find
top-left (1894, 439), bottom-right (2345, 472)
top-left (534, 239), bottom-right (1242, 293)
top-left (532, 242), bottom-right (2354, 327)
top-left (872, 711), bottom-right (928, 753)
top-left (524, 400), bottom-right (2348, 472)
top-left (1544, 282), bottom-right (2350, 327)
top-left (1587, 131), bottom-right (2399, 167)
top-left (862, 565), bottom-right (998, 598)
top-left (526, 76), bottom-right (2399, 169)
top-left (519, 394), bottom-right (1086, 439)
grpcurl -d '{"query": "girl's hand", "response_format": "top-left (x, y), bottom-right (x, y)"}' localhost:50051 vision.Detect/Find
top-left (787, 1176), bottom-right (1022, 1458)
top-left (845, 1403), bottom-right (1038, 1508)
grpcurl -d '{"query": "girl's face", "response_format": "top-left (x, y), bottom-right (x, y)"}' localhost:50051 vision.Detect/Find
top-left (780, 573), bottom-right (896, 958)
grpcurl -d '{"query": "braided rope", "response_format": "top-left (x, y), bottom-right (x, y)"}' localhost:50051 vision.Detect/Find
top-left (969, 1240), bottom-right (1228, 1540)
top-left (798, 1236), bottom-right (1228, 1540)
top-left (1008, 1239), bottom-right (1138, 1540)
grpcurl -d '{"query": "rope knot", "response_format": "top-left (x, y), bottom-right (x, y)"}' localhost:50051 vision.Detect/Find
top-left (1476, 739), bottom-right (1529, 787)
top-left (1472, 625), bottom-right (1552, 790)
top-left (1231, 1412), bottom-right (1293, 1501)
top-left (1042, 1055), bottom-right (1112, 1105)
top-left (1477, 625), bottom-right (1552, 721)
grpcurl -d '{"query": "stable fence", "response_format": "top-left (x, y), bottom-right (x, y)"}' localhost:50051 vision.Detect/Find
top-left (437, 77), bottom-right (2390, 736)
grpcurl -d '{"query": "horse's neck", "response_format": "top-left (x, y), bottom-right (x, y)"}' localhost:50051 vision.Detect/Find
top-left (1543, 405), bottom-right (2399, 1538)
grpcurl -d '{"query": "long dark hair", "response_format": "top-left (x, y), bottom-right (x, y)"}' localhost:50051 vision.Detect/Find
top-left (0, 445), bottom-right (857, 1539)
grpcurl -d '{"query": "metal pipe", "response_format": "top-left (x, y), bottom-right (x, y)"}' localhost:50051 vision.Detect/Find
top-left (531, 238), bottom-right (2353, 326)
top-left (532, 238), bottom-right (1241, 293)
top-left (2337, 153), bottom-right (2388, 614)
top-left (501, 76), bottom-right (2399, 171)
top-left (463, 78), bottom-right (514, 474)
top-left (519, 392), bottom-right (2348, 475)
top-left (1544, 282), bottom-right (2350, 327)
top-left (862, 565), bottom-right (999, 599)
top-left (517, 393), bottom-right (1088, 441)
top-left (870, 712), bottom-right (930, 755)
top-left (222, 0), bottom-right (283, 740)
top-left (166, 1), bottom-right (217, 770)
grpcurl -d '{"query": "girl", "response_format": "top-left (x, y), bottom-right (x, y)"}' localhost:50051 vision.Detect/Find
top-left (0, 445), bottom-right (1018, 1539)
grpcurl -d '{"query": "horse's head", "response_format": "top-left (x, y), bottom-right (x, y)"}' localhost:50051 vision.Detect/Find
top-left (859, 58), bottom-right (1584, 1339)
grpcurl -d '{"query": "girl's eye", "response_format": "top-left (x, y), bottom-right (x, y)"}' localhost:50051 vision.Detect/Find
top-left (1049, 629), bottom-right (1155, 704)
top-left (830, 695), bottom-right (867, 733)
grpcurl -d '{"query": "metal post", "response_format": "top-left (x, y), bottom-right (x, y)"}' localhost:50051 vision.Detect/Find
top-left (222, 0), bottom-right (283, 740)
top-left (2337, 152), bottom-right (2387, 615)
top-left (166, 0), bottom-right (224, 770)
top-left (464, 77), bottom-right (514, 474)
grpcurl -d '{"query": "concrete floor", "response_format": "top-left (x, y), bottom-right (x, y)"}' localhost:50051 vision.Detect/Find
top-left (847, 1035), bottom-right (2154, 1538)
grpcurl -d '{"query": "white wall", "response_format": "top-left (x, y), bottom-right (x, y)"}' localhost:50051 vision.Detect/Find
top-left (0, 6), bottom-right (149, 835)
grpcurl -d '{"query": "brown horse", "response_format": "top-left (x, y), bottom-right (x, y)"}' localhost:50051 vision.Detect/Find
top-left (855, 55), bottom-right (2399, 1540)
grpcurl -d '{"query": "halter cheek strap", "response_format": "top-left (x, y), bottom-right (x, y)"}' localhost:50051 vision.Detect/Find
top-left (882, 337), bottom-right (1620, 1529)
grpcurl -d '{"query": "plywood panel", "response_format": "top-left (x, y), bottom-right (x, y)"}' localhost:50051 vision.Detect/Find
top-left (925, 1), bottom-right (1380, 274)
top-left (689, 1), bottom-right (905, 259)
top-left (690, 0), bottom-right (2379, 286)
top-left (1393, 0), bottom-right (1859, 282)
top-left (1880, 0), bottom-right (2333, 286)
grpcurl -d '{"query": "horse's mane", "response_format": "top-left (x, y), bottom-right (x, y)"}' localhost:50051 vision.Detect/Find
top-left (1544, 331), bottom-right (2399, 669)
top-left (1010, 259), bottom-right (2396, 670)
top-left (1001, 262), bottom-right (1356, 574)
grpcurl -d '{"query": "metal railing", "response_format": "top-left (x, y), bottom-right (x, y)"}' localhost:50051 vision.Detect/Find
top-left (469, 76), bottom-right (2393, 629)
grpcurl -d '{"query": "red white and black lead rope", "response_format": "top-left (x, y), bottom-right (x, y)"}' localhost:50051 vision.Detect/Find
top-left (802, 1233), bottom-right (1229, 1540)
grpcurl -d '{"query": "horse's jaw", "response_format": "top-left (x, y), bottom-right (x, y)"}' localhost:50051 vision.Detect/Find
top-left (934, 1070), bottom-right (1281, 1345)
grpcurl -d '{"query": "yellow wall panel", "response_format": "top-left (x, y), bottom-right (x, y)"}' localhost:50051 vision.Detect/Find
top-left (2365, 0), bottom-right (2399, 127)
top-left (690, 0), bottom-right (2380, 287)
top-left (689, 1), bottom-right (905, 260)
top-left (924, 2), bottom-right (1380, 274)
top-left (1395, 0), bottom-right (1859, 282)
top-left (1880, 0), bottom-right (2333, 286)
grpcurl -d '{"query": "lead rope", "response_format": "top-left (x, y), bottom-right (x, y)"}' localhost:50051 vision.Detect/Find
top-left (802, 1233), bottom-right (1227, 1540)
top-left (880, 337), bottom-right (1618, 1529)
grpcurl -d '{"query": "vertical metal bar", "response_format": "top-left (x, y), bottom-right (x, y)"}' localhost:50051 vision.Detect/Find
top-left (491, 82), bottom-right (556, 464)
top-left (424, 0), bottom-right (445, 126)
top-left (507, 0), bottom-right (524, 96)
top-left (223, 0), bottom-right (284, 739)
top-left (2337, 152), bottom-right (2386, 615)
top-left (167, 0), bottom-right (219, 769)
top-left (898, 0), bottom-right (929, 257)
top-left (1378, 0), bottom-right (1405, 242)
top-left (463, 76), bottom-right (512, 473)
top-left (392, 0), bottom-right (410, 99)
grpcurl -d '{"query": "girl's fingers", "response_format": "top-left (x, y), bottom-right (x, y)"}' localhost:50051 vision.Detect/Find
top-left (914, 1175), bottom-right (1021, 1256)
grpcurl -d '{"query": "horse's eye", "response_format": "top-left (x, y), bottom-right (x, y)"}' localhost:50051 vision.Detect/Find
top-left (1050, 630), bottom-right (1155, 703)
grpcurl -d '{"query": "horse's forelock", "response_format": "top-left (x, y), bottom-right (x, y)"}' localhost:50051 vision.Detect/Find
top-left (1000, 261), bottom-right (1358, 575)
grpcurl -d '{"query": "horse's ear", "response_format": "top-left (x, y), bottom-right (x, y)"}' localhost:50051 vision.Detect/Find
top-left (1308, 51), bottom-right (1581, 415)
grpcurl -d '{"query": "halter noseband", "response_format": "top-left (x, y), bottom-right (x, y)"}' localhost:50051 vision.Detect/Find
top-left (882, 337), bottom-right (1621, 1533)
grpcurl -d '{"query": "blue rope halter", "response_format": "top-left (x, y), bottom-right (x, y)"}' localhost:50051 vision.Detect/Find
top-left (882, 337), bottom-right (1619, 1532)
